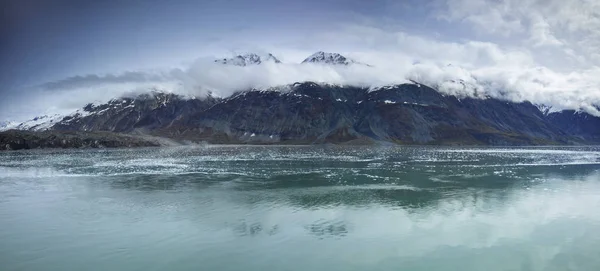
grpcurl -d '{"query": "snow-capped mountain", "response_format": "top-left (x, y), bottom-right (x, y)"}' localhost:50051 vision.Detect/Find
top-left (535, 104), bottom-right (558, 116)
top-left (1, 114), bottom-right (65, 131)
top-left (0, 120), bottom-right (16, 131)
top-left (301, 51), bottom-right (365, 66)
top-left (215, 53), bottom-right (281, 66)
top-left (3, 82), bottom-right (600, 146)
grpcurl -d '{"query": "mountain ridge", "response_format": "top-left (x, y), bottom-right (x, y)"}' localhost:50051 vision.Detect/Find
top-left (215, 53), bottom-right (282, 66)
top-left (301, 51), bottom-right (366, 66)
top-left (214, 51), bottom-right (369, 66)
top-left (4, 82), bottom-right (597, 148)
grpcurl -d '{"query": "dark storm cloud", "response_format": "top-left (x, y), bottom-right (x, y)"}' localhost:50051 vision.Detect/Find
top-left (40, 72), bottom-right (169, 90)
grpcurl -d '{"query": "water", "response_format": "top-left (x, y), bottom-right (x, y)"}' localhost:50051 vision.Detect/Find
top-left (1, 146), bottom-right (600, 271)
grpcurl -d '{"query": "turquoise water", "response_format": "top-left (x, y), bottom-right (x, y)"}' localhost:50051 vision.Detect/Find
top-left (1, 146), bottom-right (600, 270)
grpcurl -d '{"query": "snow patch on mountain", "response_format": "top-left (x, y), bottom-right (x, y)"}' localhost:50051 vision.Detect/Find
top-left (535, 104), bottom-right (560, 115)
top-left (301, 51), bottom-right (365, 66)
top-left (215, 53), bottom-right (281, 66)
top-left (1, 109), bottom-right (97, 131)
top-left (0, 121), bottom-right (16, 131)
top-left (5, 114), bottom-right (63, 131)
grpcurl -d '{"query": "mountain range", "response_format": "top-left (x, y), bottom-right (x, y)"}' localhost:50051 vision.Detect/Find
top-left (215, 53), bottom-right (282, 66)
top-left (2, 52), bottom-right (599, 149)
top-left (302, 51), bottom-right (368, 65)
top-left (214, 51), bottom-right (367, 66)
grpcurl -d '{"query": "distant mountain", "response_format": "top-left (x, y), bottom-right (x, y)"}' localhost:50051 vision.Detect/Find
top-left (213, 51), bottom-right (369, 66)
top-left (51, 91), bottom-right (220, 133)
top-left (0, 121), bottom-right (15, 131)
top-left (161, 82), bottom-right (571, 145)
top-left (0, 114), bottom-right (64, 132)
top-left (11, 82), bottom-right (594, 146)
top-left (535, 104), bottom-right (556, 116)
top-left (301, 51), bottom-right (367, 66)
top-left (4, 75), bottom-right (600, 147)
top-left (215, 53), bottom-right (281, 66)
top-left (546, 109), bottom-right (600, 142)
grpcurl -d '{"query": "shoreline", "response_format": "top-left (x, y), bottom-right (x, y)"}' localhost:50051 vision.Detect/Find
top-left (1, 129), bottom-right (595, 151)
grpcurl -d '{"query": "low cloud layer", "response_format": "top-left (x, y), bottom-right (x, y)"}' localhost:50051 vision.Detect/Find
top-left (40, 72), bottom-right (170, 90)
top-left (7, 50), bottom-right (598, 121)
top-left (3, 0), bottom-right (600, 120)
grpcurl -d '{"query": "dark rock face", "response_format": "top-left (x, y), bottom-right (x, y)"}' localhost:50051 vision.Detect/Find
top-left (0, 130), bottom-right (160, 150)
top-left (546, 110), bottom-right (600, 143)
top-left (153, 83), bottom-right (585, 145)
top-left (39, 83), bottom-right (600, 146)
top-left (52, 92), bottom-right (219, 133)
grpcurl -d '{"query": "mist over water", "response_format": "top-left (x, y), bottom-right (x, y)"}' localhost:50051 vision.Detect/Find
top-left (1, 146), bottom-right (600, 270)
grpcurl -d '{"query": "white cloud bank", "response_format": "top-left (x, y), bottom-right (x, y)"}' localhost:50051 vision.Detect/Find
top-left (6, 48), bottom-right (600, 120)
top-left (3, 0), bottom-right (600, 120)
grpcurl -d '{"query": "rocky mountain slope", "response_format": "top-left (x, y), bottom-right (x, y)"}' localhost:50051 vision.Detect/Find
top-left (8, 82), bottom-right (593, 146)
top-left (50, 92), bottom-right (220, 133)
top-left (160, 83), bottom-right (582, 145)
top-left (546, 109), bottom-right (600, 143)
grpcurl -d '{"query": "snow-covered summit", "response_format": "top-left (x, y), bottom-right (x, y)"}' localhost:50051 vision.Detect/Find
top-left (215, 53), bottom-right (281, 66)
top-left (0, 120), bottom-right (16, 131)
top-left (301, 51), bottom-right (364, 66)
top-left (535, 104), bottom-right (558, 115)
top-left (0, 114), bottom-right (64, 131)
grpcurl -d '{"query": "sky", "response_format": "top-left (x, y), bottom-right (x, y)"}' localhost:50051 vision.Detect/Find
top-left (1, 0), bottom-right (600, 120)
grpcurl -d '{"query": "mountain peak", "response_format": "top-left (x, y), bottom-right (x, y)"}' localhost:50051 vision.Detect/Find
top-left (0, 120), bottom-right (16, 131)
top-left (2, 114), bottom-right (64, 131)
top-left (535, 104), bottom-right (558, 116)
top-left (215, 53), bottom-right (281, 66)
top-left (301, 51), bottom-right (361, 65)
